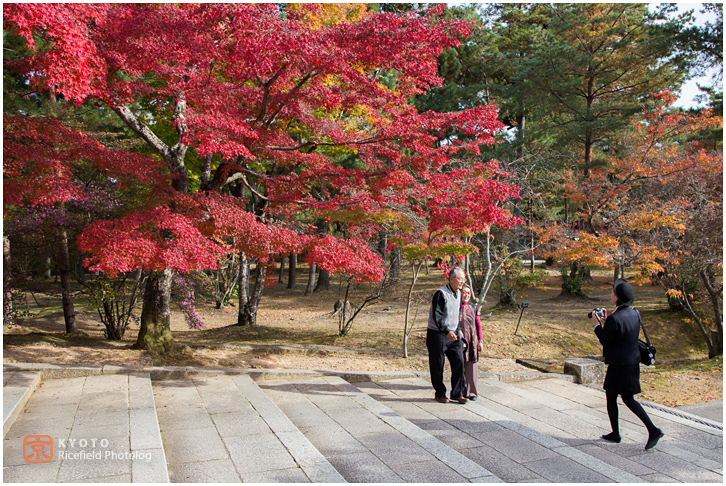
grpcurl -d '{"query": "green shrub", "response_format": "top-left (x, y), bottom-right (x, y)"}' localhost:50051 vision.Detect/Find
top-left (561, 269), bottom-right (584, 295)
top-left (516, 269), bottom-right (548, 289)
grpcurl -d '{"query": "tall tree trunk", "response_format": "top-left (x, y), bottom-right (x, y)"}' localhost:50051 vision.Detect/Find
top-left (278, 255), bottom-right (286, 284)
top-left (200, 154), bottom-right (213, 190)
top-left (682, 281), bottom-right (715, 357)
top-left (238, 264), bottom-right (267, 326)
top-left (214, 258), bottom-right (239, 309)
top-left (136, 269), bottom-right (176, 352)
top-left (76, 256), bottom-right (86, 282)
top-left (403, 261), bottom-right (423, 358)
top-left (305, 263), bottom-right (316, 296)
top-left (315, 268), bottom-right (330, 292)
top-left (476, 228), bottom-right (502, 304)
top-left (238, 252), bottom-right (249, 311)
top-left (483, 73), bottom-right (491, 104)
top-left (584, 136), bottom-right (593, 176)
top-left (515, 99), bottom-right (526, 160)
top-left (59, 228), bottom-right (76, 334)
top-left (377, 230), bottom-right (388, 258)
top-left (288, 253), bottom-right (297, 289)
top-left (463, 237), bottom-right (473, 292)
top-left (313, 220), bottom-right (330, 292)
top-left (3, 236), bottom-right (12, 323)
top-left (214, 266), bottom-right (224, 310)
top-left (103, 300), bottom-right (121, 340)
top-left (114, 99), bottom-right (189, 352)
top-left (701, 269), bottom-right (723, 356)
top-left (564, 196), bottom-right (569, 225)
top-left (583, 78), bottom-right (595, 177)
top-left (389, 247), bottom-right (401, 283)
top-left (664, 271), bottom-right (716, 356)
top-left (527, 192), bottom-right (534, 272)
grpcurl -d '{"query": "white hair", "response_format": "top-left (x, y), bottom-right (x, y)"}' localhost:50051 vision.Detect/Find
top-left (448, 267), bottom-right (465, 278)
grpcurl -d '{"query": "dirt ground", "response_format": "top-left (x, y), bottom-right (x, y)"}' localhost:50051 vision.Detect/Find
top-left (3, 268), bottom-right (722, 408)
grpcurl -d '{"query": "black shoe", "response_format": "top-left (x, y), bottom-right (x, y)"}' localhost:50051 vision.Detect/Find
top-left (601, 432), bottom-right (621, 443)
top-left (468, 395), bottom-right (477, 401)
top-left (645, 429), bottom-right (664, 450)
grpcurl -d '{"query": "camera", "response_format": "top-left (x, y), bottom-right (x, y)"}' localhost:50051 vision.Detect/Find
top-left (588, 308), bottom-right (606, 319)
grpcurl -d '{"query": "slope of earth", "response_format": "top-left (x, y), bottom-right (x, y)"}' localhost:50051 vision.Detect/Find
top-left (4, 267), bottom-right (722, 407)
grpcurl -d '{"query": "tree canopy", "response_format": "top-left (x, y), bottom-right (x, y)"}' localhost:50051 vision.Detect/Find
top-left (3, 3), bottom-right (722, 354)
top-left (3, 3), bottom-right (522, 349)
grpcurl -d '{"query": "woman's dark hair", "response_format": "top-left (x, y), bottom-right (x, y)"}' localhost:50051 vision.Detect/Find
top-left (461, 284), bottom-right (478, 305)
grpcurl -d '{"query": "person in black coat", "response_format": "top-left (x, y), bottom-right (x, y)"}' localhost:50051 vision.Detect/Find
top-left (592, 278), bottom-right (664, 450)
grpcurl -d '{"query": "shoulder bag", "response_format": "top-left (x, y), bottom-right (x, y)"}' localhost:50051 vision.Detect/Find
top-left (636, 309), bottom-right (656, 366)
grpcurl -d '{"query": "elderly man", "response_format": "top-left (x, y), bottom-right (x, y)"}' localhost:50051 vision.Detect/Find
top-left (427, 267), bottom-right (468, 404)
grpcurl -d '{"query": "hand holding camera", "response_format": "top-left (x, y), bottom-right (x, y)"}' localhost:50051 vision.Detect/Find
top-left (588, 308), bottom-right (607, 325)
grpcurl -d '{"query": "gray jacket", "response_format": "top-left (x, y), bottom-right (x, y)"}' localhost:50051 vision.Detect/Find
top-left (428, 284), bottom-right (461, 333)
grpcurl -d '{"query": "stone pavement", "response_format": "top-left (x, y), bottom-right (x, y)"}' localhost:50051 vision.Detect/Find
top-left (3, 362), bottom-right (723, 483)
top-left (676, 400), bottom-right (723, 424)
top-left (3, 371), bottom-right (167, 483)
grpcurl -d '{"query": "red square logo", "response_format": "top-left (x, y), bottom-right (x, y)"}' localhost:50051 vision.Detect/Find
top-left (23, 435), bottom-right (54, 463)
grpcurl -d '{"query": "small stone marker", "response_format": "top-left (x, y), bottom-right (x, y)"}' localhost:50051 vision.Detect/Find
top-left (564, 358), bottom-right (605, 384)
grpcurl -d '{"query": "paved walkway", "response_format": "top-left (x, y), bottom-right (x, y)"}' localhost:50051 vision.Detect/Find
top-left (3, 362), bottom-right (723, 483)
top-left (3, 371), bottom-right (167, 482)
top-left (676, 400), bottom-right (723, 423)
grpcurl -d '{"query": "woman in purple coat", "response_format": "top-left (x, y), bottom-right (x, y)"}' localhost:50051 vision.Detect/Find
top-left (459, 284), bottom-right (483, 400)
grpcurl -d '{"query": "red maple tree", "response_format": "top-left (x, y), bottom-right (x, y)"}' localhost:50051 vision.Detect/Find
top-left (4, 4), bottom-right (517, 351)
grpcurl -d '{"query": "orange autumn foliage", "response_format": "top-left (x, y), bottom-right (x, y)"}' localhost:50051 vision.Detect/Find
top-left (538, 92), bottom-right (723, 280)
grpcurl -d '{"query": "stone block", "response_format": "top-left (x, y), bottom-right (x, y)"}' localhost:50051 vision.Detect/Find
top-left (4, 363), bottom-right (102, 380)
top-left (103, 364), bottom-right (147, 375)
top-left (3, 371), bottom-right (41, 437)
top-left (145, 366), bottom-right (189, 380)
top-left (564, 358), bottom-right (604, 384)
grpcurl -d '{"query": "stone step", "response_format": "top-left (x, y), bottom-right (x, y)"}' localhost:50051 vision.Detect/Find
top-left (259, 375), bottom-right (501, 483)
top-left (3, 371), bottom-right (41, 437)
top-left (3, 364), bottom-right (723, 483)
top-left (522, 376), bottom-right (723, 434)
top-left (515, 377), bottom-right (724, 458)
top-left (507, 377), bottom-right (724, 482)
top-left (153, 374), bottom-right (344, 483)
top-left (477, 376), bottom-right (722, 482)
top-left (3, 373), bottom-right (168, 483)
top-left (357, 376), bottom-right (649, 483)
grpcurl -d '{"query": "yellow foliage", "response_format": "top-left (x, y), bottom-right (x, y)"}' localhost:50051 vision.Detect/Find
top-left (318, 207), bottom-right (412, 230)
top-left (558, 233), bottom-right (617, 267)
top-left (624, 210), bottom-right (685, 233)
top-left (666, 288), bottom-right (683, 300)
top-left (402, 241), bottom-right (477, 261)
top-left (287, 3), bottom-right (372, 29)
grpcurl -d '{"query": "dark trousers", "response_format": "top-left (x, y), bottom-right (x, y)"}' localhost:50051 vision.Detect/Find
top-left (427, 329), bottom-right (465, 399)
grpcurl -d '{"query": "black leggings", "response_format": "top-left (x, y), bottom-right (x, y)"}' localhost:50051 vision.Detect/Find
top-left (606, 390), bottom-right (657, 435)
